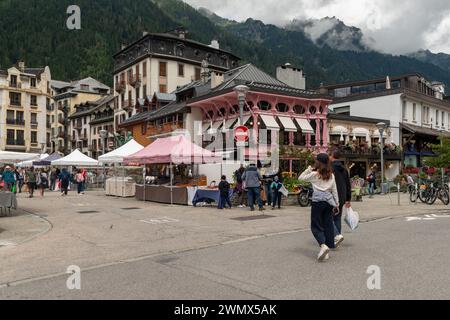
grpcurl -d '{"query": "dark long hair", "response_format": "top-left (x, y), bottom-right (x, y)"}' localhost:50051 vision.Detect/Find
top-left (314, 160), bottom-right (333, 181)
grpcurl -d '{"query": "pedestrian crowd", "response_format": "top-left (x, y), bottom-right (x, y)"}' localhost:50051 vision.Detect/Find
top-left (0, 165), bottom-right (88, 198)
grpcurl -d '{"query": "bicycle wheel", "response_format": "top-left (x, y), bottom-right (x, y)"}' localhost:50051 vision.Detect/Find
top-left (427, 189), bottom-right (438, 205)
top-left (439, 189), bottom-right (450, 205)
top-left (410, 189), bottom-right (418, 203)
top-left (418, 190), bottom-right (429, 204)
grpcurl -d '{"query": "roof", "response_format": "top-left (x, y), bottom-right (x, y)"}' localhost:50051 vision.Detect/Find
top-left (119, 101), bottom-right (187, 127)
top-left (328, 112), bottom-right (390, 125)
top-left (176, 64), bottom-right (327, 100)
top-left (154, 92), bottom-right (176, 102)
top-left (52, 77), bottom-right (110, 97)
top-left (320, 73), bottom-right (423, 90)
top-left (69, 95), bottom-right (115, 119)
top-left (402, 123), bottom-right (450, 138)
top-left (114, 32), bottom-right (240, 60)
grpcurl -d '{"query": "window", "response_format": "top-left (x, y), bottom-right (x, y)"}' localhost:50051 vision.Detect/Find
top-left (143, 85), bottom-right (147, 97)
top-left (436, 110), bottom-right (439, 126)
top-left (195, 68), bottom-right (201, 81)
top-left (16, 130), bottom-right (24, 144)
top-left (135, 87), bottom-right (140, 100)
top-left (413, 103), bottom-right (416, 121)
top-left (159, 84), bottom-right (167, 93)
top-left (159, 61), bottom-right (167, 77)
top-left (333, 87), bottom-right (351, 98)
top-left (6, 110), bottom-right (14, 124)
top-left (143, 62), bottom-right (147, 77)
top-left (31, 131), bottom-right (37, 143)
top-left (442, 111), bottom-right (445, 127)
top-left (136, 64), bottom-right (140, 76)
top-left (9, 92), bottom-right (21, 105)
top-left (31, 113), bottom-right (37, 124)
top-left (7, 129), bottom-right (14, 144)
top-left (30, 78), bottom-right (36, 87)
top-left (178, 64), bottom-right (184, 77)
top-left (10, 75), bottom-right (17, 87)
top-left (80, 84), bottom-right (89, 91)
top-left (16, 111), bottom-right (24, 122)
top-left (31, 95), bottom-right (37, 106)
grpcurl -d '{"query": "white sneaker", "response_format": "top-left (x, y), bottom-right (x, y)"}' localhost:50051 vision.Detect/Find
top-left (334, 235), bottom-right (344, 248)
top-left (318, 245), bottom-right (330, 261)
top-left (324, 253), bottom-right (330, 261)
top-left (238, 205), bottom-right (244, 208)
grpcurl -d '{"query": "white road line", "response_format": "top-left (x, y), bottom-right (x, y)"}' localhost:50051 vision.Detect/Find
top-left (140, 217), bottom-right (180, 225)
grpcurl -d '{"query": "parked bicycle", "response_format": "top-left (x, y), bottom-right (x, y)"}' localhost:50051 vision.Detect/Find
top-left (410, 180), bottom-right (449, 205)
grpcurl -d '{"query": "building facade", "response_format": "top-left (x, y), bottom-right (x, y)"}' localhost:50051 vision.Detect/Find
top-left (112, 29), bottom-right (240, 132)
top-left (320, 74), bottom-right (450, 178)
top-left (68, 95), bottom-right (115, 158)
top-left (50, 78), bottom-right (110, 154)
top-left (0, 62), bottom-right (52, 153)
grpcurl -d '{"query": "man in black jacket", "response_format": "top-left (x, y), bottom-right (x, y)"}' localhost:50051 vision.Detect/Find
top-left (330, 150), bottom-right (352, 248)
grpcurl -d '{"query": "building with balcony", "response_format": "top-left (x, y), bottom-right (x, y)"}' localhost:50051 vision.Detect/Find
top-left (68, 95), bottom-right (115, 158)
top-left (112, 28), bottom-right (240, 131)
top-left (320, 74), bottom-right (450, 178)
top-left (0, 61), bottom-right (52, 153)
top-left (50, 77), bottom-right (110, 154)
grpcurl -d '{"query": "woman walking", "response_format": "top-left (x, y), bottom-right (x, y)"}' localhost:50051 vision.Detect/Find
top-left (38, 170), bottom-right (49, 197)
top-left (75, 169), bottom-right (85, 195)
top-left (367, 169), bottom-right (377, 198)
top-left (299, 154), bottom-right (340, 262)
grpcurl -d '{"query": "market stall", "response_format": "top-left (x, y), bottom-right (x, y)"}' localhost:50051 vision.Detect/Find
top-left (99, 139), bottom-right (145, 198)
top-left (17, 154), bottom-right (49, 168)
top-left (51, 149), bottom-right (99, 167)
top-left (32, 153), bottom-right (62, 166)
top-left (124, 135), bottom-right (221, 205)
top-left (0, 151), bottom-right (40, 163)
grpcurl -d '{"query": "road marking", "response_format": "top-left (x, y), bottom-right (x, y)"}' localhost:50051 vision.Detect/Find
top-left (406, 214), bottom-right (450, 222)
top-left (0, 240), bottom-right (16, 247)
top-left (140, 217), bottom-right (180, 225)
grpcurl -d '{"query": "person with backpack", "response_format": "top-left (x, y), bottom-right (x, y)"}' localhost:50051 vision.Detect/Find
top-left (3, 166), bottom-right (16, 192)
top-left (59, 168), bottom-right (71, 196)
top-left (75, 169), bottom-right (85, 195)
top-left (37, 170), bottom-right (49, 197)
top-left (367, 169), bottom-right (377, 198)
top-left (242, 164), bottom-right (265, 212)
top-left (299, 154), bottom-right (340, 262)
top-left (218, 175), bottom-right (232, 210)
top-left (330, 150), bottom-right (352, 248)
top-left (271, 176), bottom-right (283, 210)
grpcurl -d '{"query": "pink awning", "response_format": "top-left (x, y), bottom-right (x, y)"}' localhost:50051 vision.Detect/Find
top-left (124, 135), bottom-right (220, 165)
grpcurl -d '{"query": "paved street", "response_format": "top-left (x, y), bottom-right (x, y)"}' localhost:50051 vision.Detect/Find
top-left (1, 191), bottom-right (450, 299)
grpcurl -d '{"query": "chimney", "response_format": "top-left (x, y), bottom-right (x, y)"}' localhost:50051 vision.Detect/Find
top-left (143, 31), bottom-right (149, 37)
top-left (211, 72), bottom-right (224, 89)
top-left (276, 63), bottom-right (306, 90)
top-left (18, 61), bottom-right (25, 71)
top-left (209, 40), bottom-right (220, 50)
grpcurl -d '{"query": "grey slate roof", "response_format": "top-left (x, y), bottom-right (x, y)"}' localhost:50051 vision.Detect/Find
top-left (154, 92), bottom-right (176, 102)
top-left (52, 77), bottom-right (110, 96)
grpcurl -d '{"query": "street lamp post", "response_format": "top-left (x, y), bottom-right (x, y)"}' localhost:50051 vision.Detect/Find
top-left (376, 122), bottom-right (388, 194)
top-left (100, 130), bottom-right (108, 189)
top-left (234, 85), bottom-right (250, 166)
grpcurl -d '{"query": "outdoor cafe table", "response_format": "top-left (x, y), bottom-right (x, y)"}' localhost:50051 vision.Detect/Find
top-left (192, 188), bottom-right (234, 207)
top-left (0, 192), bottom-right (17, 217)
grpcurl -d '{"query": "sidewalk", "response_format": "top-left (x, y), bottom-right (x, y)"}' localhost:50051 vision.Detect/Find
top-left (0, 190), bottom-right (446, 285)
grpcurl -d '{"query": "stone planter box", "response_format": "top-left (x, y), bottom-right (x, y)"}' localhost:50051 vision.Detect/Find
top-left (282, 192), bottom-right (300, 206)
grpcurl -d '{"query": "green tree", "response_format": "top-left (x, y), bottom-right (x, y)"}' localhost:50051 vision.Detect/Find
top-left (424, 136), bottom-right (450, 169)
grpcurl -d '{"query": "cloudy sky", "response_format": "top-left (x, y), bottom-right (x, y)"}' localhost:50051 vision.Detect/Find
top-left (183, 0), bottom-right (450, 54)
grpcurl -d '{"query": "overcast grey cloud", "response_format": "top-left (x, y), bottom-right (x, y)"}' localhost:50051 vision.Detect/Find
top-left (183, 0), bottom-right (450, 54)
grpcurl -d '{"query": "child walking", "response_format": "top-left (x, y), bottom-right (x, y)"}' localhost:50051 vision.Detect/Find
top-left (218, 175), bottom-right (232, 209)
top-left (271, 176), bottom-right (283, 210)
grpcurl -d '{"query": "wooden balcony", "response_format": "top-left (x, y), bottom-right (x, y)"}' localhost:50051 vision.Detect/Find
top-left (115, 80), bottom-right (126, 94)
top-left (129, 74), bottom-right (141, 87)
top-left (122, 99), bottom-right (134, 111)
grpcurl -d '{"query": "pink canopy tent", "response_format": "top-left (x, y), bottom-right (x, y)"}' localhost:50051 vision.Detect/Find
top-left (124, 135), bottom-right (220, 165)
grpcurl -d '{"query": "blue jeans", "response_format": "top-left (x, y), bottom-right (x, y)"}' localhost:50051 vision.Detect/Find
top-left (265, 183), bottom-right (272, 205)
top-left (272, 191), bottom-right (281, 208)
top-left (368, 183), bottom-right (376, 196)
top-left (247, 187), bottom-right (263, 210)
top-left (218, 194), bottom-right (232, 209)
top-left (333, 204), bottom-right (344, 237)
top-left (311, 201), bottom-right (335, 249)
top-left (77, 182), bottom-right (83, 194)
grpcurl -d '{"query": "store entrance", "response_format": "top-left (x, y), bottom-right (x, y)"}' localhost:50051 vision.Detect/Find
top-left (349, 161), bottom-right (367, 179)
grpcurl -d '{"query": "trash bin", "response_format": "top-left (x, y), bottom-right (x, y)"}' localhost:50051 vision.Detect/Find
top-left (381, 183), bottom-right (389, 194)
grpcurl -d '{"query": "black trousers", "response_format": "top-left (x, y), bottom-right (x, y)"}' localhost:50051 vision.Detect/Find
top-left (311, 202), bottom-right (335, 249)
top-left (333, 203), bottom-right (344, 236)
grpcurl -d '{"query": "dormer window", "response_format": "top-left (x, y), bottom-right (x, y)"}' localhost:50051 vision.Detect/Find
top-left (30, 78), bottom-right (36, 87)
top-left (80, 84), bottom-right (89, 91)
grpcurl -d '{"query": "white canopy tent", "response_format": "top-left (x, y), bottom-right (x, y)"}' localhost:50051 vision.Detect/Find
top-left (51, 149), bottom-right (99, 167)
top-left (98, 139), bottom-right (144, 164)
top-left (17, 154), bottom-right (49, 168)
top-left (0, 151), bottom-right (40, 163)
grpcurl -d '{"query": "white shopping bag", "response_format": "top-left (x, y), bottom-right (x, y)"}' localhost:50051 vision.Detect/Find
top-left (279, 185), bottom-right (289, 197)
top-left (344, 206), bottom-right (359, 231)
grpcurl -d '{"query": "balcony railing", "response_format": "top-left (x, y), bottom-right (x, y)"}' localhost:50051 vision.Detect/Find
top-left (31, 121), bottom-right (38, 129)
top-left (115, 80), bottom-right (126, 94)
top-left (6, 119), bottom-right (25, 126)
top-left (337, 145), bottom-right (402, 160)
top-left (9, 101), bottom-right (21, 107)
top-left (7, 139), bottom-right (25, 146)
top-left (47, 122), bottom-right (52, 129)
top-left (129, 74), bottom-right (141, 87)
top-left (122, 99), bottom-right (134, 111)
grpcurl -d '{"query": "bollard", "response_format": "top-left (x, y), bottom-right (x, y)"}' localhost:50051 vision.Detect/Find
top-left (397, 183), bottom-right (401, 206)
